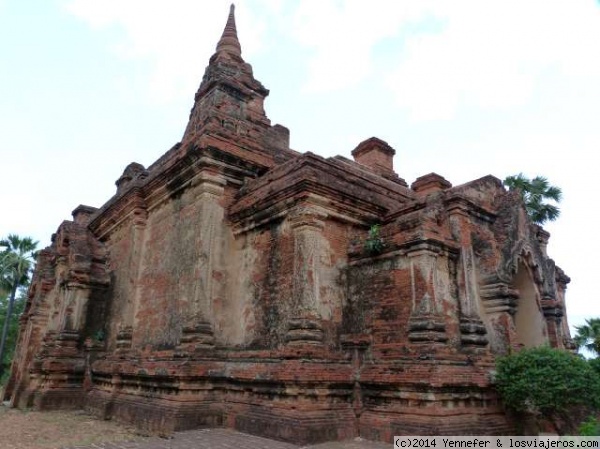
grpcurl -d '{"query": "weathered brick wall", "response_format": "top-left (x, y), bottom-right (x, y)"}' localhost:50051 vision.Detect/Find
top-left (133, 191), bottom-right (201, 349)
top-left (6, 5), bottom-right (573, 444)
top-left (103, 219), bottom-right (136, 351)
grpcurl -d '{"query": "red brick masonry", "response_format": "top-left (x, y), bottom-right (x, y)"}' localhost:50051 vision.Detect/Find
top-left (5, 4), bottom-right (572, 445)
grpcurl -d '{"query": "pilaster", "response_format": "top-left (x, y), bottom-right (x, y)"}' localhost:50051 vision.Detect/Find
top-left (541, 297), bottom-right (563, 349)
top-left (285, 205), bottom-right (327, 346)
top-left (118, 190), bottom-right (147, 353)
top-left (456, 247), bottom-right (488, 347)
top-left (406, 243), bottom-right (448, 344)
top-left (479, 279), bottom-right (519, 353)
top-left (51, 283), bottom-right (92, 347)
top-left (179, 172), bottom-right (226, 351)
top-left (448, 205), bottom-right (489, 348)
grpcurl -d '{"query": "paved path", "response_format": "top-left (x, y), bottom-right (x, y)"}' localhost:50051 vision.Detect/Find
top-left (63, 428), bottom-right (389, 449)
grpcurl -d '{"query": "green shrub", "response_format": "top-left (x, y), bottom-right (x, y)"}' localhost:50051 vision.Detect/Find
top-left (578, 416), bottom-right (600, 436)
top-left (588, 357), bottom-right (600, 377)
top-left (495, 346), bottom-right (600, 435)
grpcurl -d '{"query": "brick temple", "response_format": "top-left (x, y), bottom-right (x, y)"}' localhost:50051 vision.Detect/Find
top-left (5, 5), bottom-right (573, 444)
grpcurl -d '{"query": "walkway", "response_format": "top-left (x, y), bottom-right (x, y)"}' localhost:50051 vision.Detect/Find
top-left (63, 428), bottom-right (389, 449)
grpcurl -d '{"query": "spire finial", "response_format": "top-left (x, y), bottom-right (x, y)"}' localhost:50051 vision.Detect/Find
top-left (215, 3), bottom-right (242, 58)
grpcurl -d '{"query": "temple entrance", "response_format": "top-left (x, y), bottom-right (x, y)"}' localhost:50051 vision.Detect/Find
top-left (512, 261), bottom-right (547, 348)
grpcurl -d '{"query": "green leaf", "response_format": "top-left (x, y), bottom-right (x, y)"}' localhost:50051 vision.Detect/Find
top-left (503, 173), bottom-right (562, 225)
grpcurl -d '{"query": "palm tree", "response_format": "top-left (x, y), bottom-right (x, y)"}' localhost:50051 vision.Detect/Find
top-left (0, 234), bottom-right (38, 378)
top-left (503, 173), bottom-right (562, 225)
top-left (573, 318), bottom-right (600, 357)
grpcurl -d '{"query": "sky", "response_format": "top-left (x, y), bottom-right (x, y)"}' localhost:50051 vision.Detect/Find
top-left (1, 0), bottom-right (599, 336)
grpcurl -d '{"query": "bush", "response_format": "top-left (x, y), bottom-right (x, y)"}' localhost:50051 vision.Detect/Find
top-left (578, 416), bottom-right (600, 436)
top-left (495, 346), bottom-right (600, 435)
top-left (588, 357), bottom-right (600, 377)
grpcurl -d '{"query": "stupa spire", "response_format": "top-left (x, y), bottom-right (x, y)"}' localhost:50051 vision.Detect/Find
top-left (215, 4), bottom-right (242, 58)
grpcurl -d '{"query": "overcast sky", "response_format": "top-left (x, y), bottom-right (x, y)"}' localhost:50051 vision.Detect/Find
top-left (1, 0), bottom-right (599, 335)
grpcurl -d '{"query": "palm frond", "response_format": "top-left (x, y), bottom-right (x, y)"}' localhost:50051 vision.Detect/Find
top-left (574, 318), bottom-right (600, 356)
top-left (503, 173), bottom-right (562, 225)
top-left (545, 186), bottom-right (562, 202)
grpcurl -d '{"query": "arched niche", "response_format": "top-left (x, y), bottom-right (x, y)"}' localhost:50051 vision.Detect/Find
top-left (512, 261), bottom-right (548, 348)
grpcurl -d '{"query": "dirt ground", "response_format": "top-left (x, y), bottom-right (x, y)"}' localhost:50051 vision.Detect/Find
top-left (0, 404), bottom-right (144, 449)
top-left (0, 404), bottom-right (395, 449)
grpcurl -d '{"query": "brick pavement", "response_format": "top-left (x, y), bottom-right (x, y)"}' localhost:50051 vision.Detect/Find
top-left (62, 428), bottom-right (389, 449)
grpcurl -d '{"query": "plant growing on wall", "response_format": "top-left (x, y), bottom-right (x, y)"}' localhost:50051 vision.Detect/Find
top-left (364, 224), bottom-right (385, 255)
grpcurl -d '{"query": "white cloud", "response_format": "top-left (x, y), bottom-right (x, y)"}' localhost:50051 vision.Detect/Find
top-left (385, 0), bottom-right (600, 121)
top-left (289, 1), bottom-right (430, 92)
top-left (281, 0), bottom-right (600, 118)
top-left (64, 0), bottom-right (274, 104)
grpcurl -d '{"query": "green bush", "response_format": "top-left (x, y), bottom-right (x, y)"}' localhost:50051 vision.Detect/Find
top-left (495, 346), bottom-right (600, 435)
top-left (588, 357), bottom-right (600, 377)
top-left (578, 416), bottom-right (600, 436)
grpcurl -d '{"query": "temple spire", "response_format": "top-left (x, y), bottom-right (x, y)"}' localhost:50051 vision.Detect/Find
top-left (215, 4), bottom-right (242, 58)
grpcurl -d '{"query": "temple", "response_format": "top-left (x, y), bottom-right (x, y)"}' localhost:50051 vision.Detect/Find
top-left (5, 5), bottom-right (572, 444)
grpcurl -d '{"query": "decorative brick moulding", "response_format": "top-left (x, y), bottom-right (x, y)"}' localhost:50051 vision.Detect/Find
top-left (5, 4), bottom-right (574, 445)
